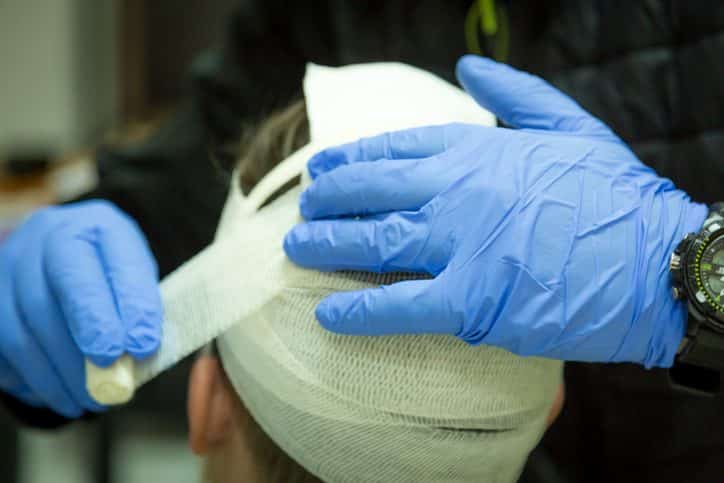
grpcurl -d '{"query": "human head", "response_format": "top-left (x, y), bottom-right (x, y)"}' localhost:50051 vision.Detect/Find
top-left (187, 99), bottom-right (564, 482)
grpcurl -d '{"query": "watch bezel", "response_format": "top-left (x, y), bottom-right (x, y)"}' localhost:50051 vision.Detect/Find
top-left (682, 227), bottom-right (724, 332)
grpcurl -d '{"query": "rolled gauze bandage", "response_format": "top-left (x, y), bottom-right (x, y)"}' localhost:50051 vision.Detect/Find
top-left (85, 61), bottom-right (496, 405)
top-left (85, 356), bottom-right (134, 405)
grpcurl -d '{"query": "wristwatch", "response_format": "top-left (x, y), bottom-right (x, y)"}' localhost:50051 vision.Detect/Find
top-left (669, 203), bottom-right (724, 395)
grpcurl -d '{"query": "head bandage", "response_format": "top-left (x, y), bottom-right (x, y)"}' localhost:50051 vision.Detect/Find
top-left (88, 63), bottom-right (562, 482)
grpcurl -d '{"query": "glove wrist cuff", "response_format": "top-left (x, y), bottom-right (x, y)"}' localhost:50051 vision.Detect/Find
top-left (644, 198), bottom-right (707, 367)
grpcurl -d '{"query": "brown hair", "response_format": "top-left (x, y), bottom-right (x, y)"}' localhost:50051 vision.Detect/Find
top-left (238, 99), bottom-right (309, 198)
top-left (202, 101), bottom-right (319, 483)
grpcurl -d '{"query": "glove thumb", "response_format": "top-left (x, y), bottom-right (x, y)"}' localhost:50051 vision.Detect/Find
top-left (456, 55), bottom-right (616, 139)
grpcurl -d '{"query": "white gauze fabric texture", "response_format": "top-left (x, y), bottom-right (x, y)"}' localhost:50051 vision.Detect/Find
top-left (217, 63), bottom-right (562, 483)
top-left (99, 62), bottom-right (562, 482)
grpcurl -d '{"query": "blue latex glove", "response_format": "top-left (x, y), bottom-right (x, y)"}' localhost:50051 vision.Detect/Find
top-left (284, 55), bottom-right (708, 368)
top-left (0, 200), bottom-right (162, 417)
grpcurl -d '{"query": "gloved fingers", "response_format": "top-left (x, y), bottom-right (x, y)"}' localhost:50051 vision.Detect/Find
top-left (0, 354), bottom-right (44, 408)
top-left (0, 300), bottom-right (83, 418)
top-left (0, 354), bottom-right (22, 392)
top-left (455, 55), bottom-right (616, 139)
top-left (89, 206), bottom-right (163, 360)
top-left (11, 339), bottom-right (84, 418)
top-left (43, 221), bottom-right (126, 367)
top-left (301, 154), bottom-right (454, 219)
top-left (15, 235), bottom-right (107, 412)
top-left (45, 202), bottom-right (163, 364)
top-left (314, 279), bottom-right (458, 336)
top-left (307, 124), bottom-right (472, 179)
top-left (285, 211), bottom-right (449, 274)
top-left (7, 387), bottom-right (45, 409)
top-left (0, 222), bottom-right (83, 416)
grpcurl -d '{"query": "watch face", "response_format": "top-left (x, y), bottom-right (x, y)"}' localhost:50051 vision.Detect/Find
top-left (696, 233), bottom-right (724, 313)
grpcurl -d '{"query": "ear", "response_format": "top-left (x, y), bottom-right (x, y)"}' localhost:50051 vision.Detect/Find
top-left (187, 354), bottom-right (235, 455)
top-left (545, 382), bottom-right (565, 428)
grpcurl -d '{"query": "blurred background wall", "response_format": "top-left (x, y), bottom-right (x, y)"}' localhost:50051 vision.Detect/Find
top-left (0, 0), bottom-right (118, 160)
top-left (0, 0), bottom-right (237, 163)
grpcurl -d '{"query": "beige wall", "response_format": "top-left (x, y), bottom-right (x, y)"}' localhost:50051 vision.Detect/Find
top-left (0, 0), bottom-right (118, 158)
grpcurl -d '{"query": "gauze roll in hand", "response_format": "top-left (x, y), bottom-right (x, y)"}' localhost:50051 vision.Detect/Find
top-left (0, 200), bottom-right (161, 417)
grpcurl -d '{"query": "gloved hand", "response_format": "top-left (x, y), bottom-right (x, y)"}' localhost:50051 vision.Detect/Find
top-left (284, 55), bottom-right (707, 368)
top-left (0, 200), bottom-right (162, 417)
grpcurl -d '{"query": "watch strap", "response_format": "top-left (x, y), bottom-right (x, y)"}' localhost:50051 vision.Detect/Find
top-left (669, 361), bottom-right (720, 396)
top-left (671, 320), bottom-right (724, 395)
top-left (677, 320), bottom-right (724, 371)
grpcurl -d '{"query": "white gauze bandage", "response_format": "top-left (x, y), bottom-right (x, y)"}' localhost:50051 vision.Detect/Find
top-left (87, 62), bottom-right (563, 482)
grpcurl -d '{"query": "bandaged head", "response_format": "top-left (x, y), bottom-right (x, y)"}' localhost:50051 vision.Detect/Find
top-left (91, 62), bottom-right (563, 483)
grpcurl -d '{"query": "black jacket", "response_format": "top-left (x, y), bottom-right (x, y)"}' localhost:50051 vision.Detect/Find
top-left (6, 1), bottom-right (724, 481)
